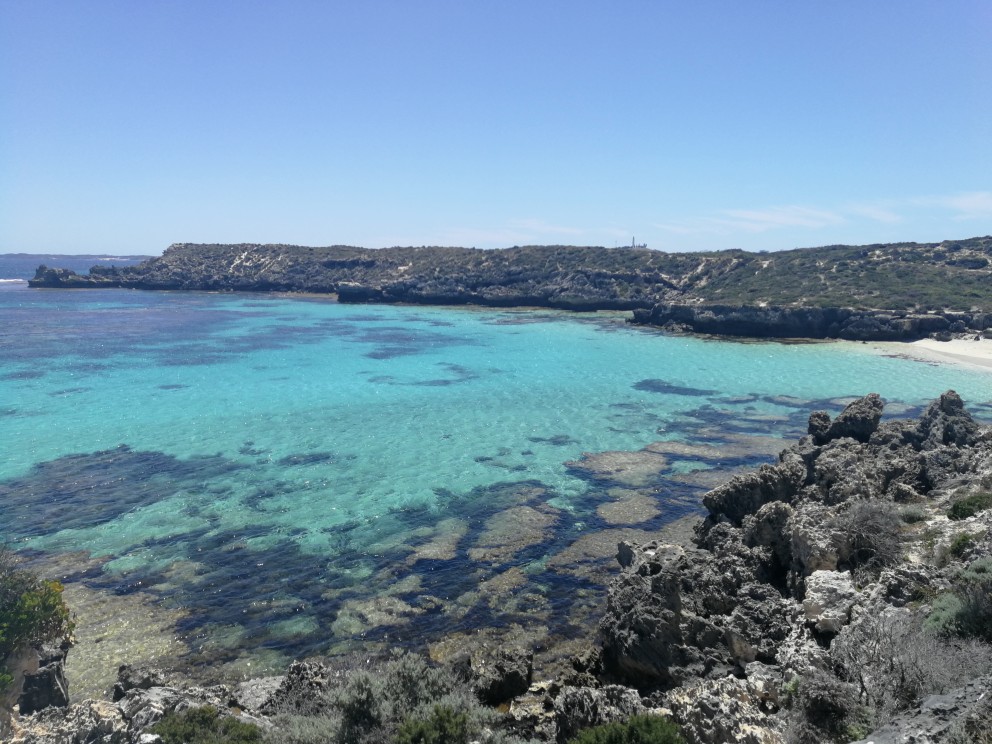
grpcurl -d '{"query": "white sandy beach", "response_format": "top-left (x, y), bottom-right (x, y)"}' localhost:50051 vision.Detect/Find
top-left (869, 337), bottom-right (992, 371)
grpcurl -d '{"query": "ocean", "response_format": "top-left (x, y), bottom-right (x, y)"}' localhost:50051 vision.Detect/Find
top-left (2, 262), bottom-right (991, 694)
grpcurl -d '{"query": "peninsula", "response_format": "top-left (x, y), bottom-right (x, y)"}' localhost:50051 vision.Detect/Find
top-left (28, 236), bottom-right (992, 342)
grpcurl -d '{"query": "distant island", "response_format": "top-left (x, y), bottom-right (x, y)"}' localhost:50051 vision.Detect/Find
top-left (28, 236), bottom-right (992, 341)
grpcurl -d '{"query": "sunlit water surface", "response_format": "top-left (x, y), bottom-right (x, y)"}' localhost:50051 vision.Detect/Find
top-left (2, 283), bottom-right (990, 688)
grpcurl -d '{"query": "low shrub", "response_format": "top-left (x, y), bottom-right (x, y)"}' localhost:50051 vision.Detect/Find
top-left (898, 505), bottom-right (928, 524)
top-left (0, 548), bottom-right (75, 692)
top-left (833, 608), bottom-right (992, 723)
top-left (568, 714), bottom-right (686, 744)
top-left (831, 500), bottom-right (903, 574)
top-left (948, 492), bottom-right (992, 520)
top-left (265, 653), bottom-right (512, 744)
top-left (948, 531), bottom-right (981, 559)
top-left (928, 558), bottom-right (992, 643)
top-left (149, 705), bottom-right (263, 744)
top-left (396, 704), bottom-right (471, 744)
top-left (785, 670), bottom-right (865, 744)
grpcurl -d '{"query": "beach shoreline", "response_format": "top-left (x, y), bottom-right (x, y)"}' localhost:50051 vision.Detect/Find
top-left (867, 336), bottom-right (992, 372)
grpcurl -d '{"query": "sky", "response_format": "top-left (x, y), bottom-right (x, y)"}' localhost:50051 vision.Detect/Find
top-left (1, 1), bottom-right (990, 256)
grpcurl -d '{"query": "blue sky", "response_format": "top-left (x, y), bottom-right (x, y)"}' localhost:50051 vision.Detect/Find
top-left (2, 1), bottom-right (990, 255)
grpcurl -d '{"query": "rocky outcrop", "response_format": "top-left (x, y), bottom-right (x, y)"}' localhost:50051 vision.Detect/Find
top-left (598, 391), bottom-right (992, 740)
top-left (17, 644), bottom-right (70, 716)
top-left (631, 303), bottom-right (992, 341)
top-left (469, 648), bottom-right (534, 706)
top-left (9, 665), bottom-right (268, 744)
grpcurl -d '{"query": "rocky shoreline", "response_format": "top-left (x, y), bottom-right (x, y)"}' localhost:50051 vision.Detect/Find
top-left (27, 237), bottom-right (992, 342)
top-left (6, 392), bottom-right (992, 743)
top-left (629, 303), bottom-right (992, 342)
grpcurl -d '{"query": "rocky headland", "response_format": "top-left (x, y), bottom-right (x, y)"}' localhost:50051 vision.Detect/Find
top-left (6, 391), bottom-right (992, 743)
top-left (28, 236), bottom-right (992, 341)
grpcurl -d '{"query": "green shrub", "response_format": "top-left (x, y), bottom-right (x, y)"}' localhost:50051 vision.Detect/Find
top-left (568, 715), bottom-right (686, 744)
top-left (396, 704), bottom-right (472, 744)
top-left (948, 492), bottom-right (992, 520)
top-left (948, 531), bottom-right (981, 559)
top-left (831, 500), bottom-right (903, 574)
top-left (898, 505), bottom-right (928, 524)
top-left (264, 653), bottom-right (512, 744)
top-left (149, 705), bottom-right (263, 744)
top-left (0, 548), bottom-right (75, 692)
top-left (924, 593), bottom-right (966, 636)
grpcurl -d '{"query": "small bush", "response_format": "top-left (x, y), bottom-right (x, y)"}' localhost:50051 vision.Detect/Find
top-left (0, 548), bottom-right (75, 691)
top-left (898, 505), bottom-right (928, 524)
top-left (264, 653), bottom-right (512, 744)
top-left (948, 492), bottom-right (992, 520)
top-left (932, 558), bottom-right (992, 643)
top-left (833, 608), bottom-right (992, 724)
top-left (149, 706), bottom-right (263, 744)
top-left (568, 714), bottom-right (686, 744)
top-left (396, 704), bottom-right (471, 744)
top-left (831, 500), bottom-right (903, 574)
top-left (948, 531), bottom-right (981, 559)
top-left (786, 671), bottom-right (864, 744)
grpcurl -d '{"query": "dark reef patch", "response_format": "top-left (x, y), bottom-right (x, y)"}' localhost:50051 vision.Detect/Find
top-left (0, 445), bottom-right (245, 538)
top-left (633, 378), bottom-right (717, 397)
top-left (1, 369), bottom-right (45, 380)
top-left (528, 434), bottom-right (579, 446)
top-left (276, 452), bottom-right (347, 467)
top-left (48, 386), bottom-right (91, 396)
top-left (367, 362), bottom-right (480, 387)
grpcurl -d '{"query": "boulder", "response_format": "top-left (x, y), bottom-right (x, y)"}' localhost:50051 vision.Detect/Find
top-left (801, 571), bottom-right (858, 633)
top-left (664, 676), bottom-right (785, 744)
top-left (470, 647), bottom-right (534, 706)
top-left (113, 665), bottom-right (165, 702)
top-left (553, 685), bottom-right (647, 744)
top-left (810, 393), bottom-right (884, 446)
top-left (17, 644), bottom-right (70, 716)
top-left (702, 451), bottom-right (806, 526)
top-left (8, 700), bottom-right (128, 743)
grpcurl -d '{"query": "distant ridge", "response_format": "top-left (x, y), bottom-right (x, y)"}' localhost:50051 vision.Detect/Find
top-left (27, 237), bottom-right (992, 340)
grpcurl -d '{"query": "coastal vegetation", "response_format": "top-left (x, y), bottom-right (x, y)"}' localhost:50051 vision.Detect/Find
top-left (0, 548), bottom-right (74, 692)
top-left (29, 236), bottom-right (992, 341)
top-left (30, 235), bottom-right (992, 313)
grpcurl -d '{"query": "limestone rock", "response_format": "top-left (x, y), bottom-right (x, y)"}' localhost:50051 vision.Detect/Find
top-left (702, 451), bottom-right (806, 526)
top-left (113, 665), bottom-right (165, 702)
top-left (801, 570), bottom-right (858, 633)
top-left (664, 676), bottom-right (785, 744)
top-left (17, 645), bottom-right (70, 716)
top-left (813, 393), bottom-right (884, 445)
top-left (470, 647), bottom-right (534, 706)
top-left (8, 700), bottom-right (128, 744)
top-left (259, 659), bottom-right (331, 714)
top-left (553, 685), bottom-right (646, 744)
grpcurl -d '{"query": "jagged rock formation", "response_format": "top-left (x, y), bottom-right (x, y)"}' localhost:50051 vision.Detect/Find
top-left (27, 236), bottom-right (992, 339)
top-left (598, 391), bottom-right (992, 742)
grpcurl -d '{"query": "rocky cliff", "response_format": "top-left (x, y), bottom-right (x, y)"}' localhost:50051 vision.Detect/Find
top-left (28, 237), bottom-right (992, 340)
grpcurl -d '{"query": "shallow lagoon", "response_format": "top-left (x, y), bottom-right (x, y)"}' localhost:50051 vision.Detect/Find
top-left (3, 285), bottom-right (991, 692)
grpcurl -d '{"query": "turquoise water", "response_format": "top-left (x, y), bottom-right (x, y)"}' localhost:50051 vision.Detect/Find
top-left (3, 284), bottom-right (991, 676)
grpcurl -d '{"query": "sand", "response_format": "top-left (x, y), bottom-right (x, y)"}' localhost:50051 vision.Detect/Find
top-left (869, 337), bottom-right (992, 371)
